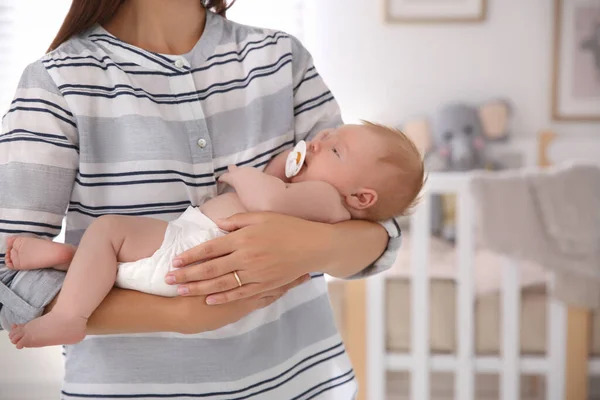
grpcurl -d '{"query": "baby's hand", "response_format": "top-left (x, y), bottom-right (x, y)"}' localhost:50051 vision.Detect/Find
top-left (218, 165), bottom-right (265, 188)
top-left (218, 171), bottom-right (233, 186)
top-left (218, 165), bottom-right (243, 186)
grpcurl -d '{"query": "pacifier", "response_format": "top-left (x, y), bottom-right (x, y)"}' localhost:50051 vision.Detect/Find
top-left (285, 140), bottom-right (307, 178)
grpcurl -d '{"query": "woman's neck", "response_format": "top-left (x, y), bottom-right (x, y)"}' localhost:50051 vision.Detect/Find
top-left (103, 0), bottom-right (207, 55)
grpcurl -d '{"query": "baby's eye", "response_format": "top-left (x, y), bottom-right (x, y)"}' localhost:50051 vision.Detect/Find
top-left (332, 148), bottom-right (340, 157)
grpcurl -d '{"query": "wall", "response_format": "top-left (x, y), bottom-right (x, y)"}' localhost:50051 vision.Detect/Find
top-left (0, 1), bottom-right (70, 110)
top-left (0, 335), bottom-right (63, 399)
top-left (303, 0), bottom-right (599, 149)
top-left (0, 217), bottom-right (66, 398)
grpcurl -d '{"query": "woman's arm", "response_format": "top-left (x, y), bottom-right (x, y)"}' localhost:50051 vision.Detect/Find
top-left (44, 276), bottom-right (308, 335)
top-left (209, 214), bottom-right (390, 281)
top-left (166, 212), bottom-right (393, 304)
top-left (321, 220), bottom-right (390, 278)
top-left (44, 288), bottom-right (184, 335)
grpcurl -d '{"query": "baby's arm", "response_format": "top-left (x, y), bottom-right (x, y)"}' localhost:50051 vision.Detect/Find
top-left (219, 166), bottom-right (351, 224)
top-left (262, 149), bottom-right (291, 181)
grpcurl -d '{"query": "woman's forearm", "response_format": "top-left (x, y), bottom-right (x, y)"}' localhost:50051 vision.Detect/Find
top-left (45, 287), bottom-right (263, 335)
top-left (45, 288), bottom-right (186, 335)
top-left (321, 220), bottom-right (389, 278)
top-left (87, 289), bottom-right (187, 335)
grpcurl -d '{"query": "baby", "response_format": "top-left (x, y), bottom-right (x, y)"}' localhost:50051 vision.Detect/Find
top-left (6, 121), bottom-right (425, 348)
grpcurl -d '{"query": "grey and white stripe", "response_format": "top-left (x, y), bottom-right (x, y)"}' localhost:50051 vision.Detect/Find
top-left (0, 11), bottom-right (400, 399)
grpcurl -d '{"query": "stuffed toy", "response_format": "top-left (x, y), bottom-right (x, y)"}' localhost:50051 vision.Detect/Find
top-left (402, 99), bottom-right (513, 242)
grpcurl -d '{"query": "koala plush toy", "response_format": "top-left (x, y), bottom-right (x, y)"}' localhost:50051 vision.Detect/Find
top-left (402, 99), bottom-right (513, 242)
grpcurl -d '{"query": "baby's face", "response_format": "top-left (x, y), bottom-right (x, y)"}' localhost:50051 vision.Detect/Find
top-left (291, 125), bottom-right (386, 195)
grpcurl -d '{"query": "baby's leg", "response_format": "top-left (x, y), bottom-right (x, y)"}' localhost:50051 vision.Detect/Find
top-left (5, 236), bottom-right (75, 271)
top-left (10, 214), bottom-right (168, 349)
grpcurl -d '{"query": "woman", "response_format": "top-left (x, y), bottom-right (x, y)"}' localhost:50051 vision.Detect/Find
top-left (0, 0), bottom-right (400, 398)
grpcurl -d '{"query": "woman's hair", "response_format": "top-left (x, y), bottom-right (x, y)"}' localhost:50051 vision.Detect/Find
top-left (47, 0), bottom-right (234, 53)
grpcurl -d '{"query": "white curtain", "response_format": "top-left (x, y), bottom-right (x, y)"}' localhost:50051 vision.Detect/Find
top-left (0, 0), bottom-right (71, 111)
top-left (227, 0), bottom-right (306, 42)
top-left (0, 2), bottom-right (19, 111)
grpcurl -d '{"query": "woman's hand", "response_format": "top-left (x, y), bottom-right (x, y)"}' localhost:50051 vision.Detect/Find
top-left (166, 212), bottom-right (333, 304)
top-left (175, 274), bottom-right (310, 334)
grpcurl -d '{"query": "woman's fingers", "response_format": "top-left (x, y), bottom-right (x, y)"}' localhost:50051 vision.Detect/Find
top-left (205, 282), bottom-right (261, 305)
top-left (257, 295), bottom-right (278, 309)
top-left (175, 271), bottom-right (241, 296)
top-left (273, 274), bottom-right (311, 295)
top-left (207, 274), bottom-right (311, 305)
top-left (172, 234), bottom-right (237, 268)
top-left (166, 255), bottom-right (235, 284)
top-left (254, 275), bottom-right (311, 309)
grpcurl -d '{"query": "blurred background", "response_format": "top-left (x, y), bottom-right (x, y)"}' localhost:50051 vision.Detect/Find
top-left (1, 0), bottom-right (599, 399)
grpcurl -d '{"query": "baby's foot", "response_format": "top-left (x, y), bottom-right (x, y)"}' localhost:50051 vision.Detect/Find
top-left (5, 236), bottom-right (74, 271)
top-left (9, 311), bottom-right (86, 349)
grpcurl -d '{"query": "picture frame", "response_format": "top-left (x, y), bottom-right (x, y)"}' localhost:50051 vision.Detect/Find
top-left (384, 0), bottom-right (487, 24)
top-left (552, 0), bottom-right (600, 122)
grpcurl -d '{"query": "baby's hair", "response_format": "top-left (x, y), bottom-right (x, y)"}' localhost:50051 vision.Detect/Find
top-left (360, 120), bottom-right (427, 221)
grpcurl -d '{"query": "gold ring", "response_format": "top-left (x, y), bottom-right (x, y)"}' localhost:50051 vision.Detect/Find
top-left (233, 271), bottom-right (242, 287)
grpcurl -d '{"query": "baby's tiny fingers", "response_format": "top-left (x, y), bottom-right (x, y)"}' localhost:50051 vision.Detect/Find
top-left (218, 172), bottom-right (230, 183)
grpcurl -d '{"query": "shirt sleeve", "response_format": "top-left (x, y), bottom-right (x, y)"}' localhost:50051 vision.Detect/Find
top-left (0, 60), bottom-right (79, 330)
top-left (289, 35), bottom-right (402, 278)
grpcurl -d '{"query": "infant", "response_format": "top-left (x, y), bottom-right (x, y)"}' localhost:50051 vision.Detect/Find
top-left (6, 121), bottom-right (424, 348)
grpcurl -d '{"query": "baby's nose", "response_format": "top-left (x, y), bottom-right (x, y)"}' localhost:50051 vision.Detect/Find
top-left (309, 141), bottom-right (320, 153)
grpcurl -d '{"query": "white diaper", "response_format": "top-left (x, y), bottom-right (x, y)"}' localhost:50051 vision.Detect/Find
top-left (115, 206), bottom-right (226, 297)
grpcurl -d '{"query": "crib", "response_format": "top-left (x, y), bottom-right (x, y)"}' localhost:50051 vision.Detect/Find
top-left (327, 131), bottom-right (600, 400)
top-left (366, 171), bottom-right (569, 400)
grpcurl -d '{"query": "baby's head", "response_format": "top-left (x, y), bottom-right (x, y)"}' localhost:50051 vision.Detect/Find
top-left (291, 122), bottom-right (425, 221)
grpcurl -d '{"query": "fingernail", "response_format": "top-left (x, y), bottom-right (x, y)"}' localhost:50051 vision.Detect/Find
top-left (172, 259), bottom-right (183, 268)
top-left (177, 286), bottom-right (189, 295)
top-left (206, 296), bottom-right (218, 305)
top-left (165, 274), bottom-right (175, 284)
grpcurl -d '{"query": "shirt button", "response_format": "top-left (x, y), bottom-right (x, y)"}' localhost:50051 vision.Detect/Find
top-left (197, 138), bottom-right (207, 149)
top-left (175, 59), bottom-right (184, 68)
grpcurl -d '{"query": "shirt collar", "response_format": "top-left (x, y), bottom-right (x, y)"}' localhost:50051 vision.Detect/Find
top-left (85, 10), bottom-right (223, 73)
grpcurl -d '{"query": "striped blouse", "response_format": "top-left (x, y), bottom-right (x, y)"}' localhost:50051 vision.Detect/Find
top-left (0, 11), bottom-right (400, 399)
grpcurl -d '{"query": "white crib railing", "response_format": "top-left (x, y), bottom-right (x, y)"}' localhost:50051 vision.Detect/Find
top-left (366, 172), bottom-right (568, 400)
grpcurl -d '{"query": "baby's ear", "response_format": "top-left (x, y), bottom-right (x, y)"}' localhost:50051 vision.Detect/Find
top-left (345, 189), bottom-right (378, 211)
